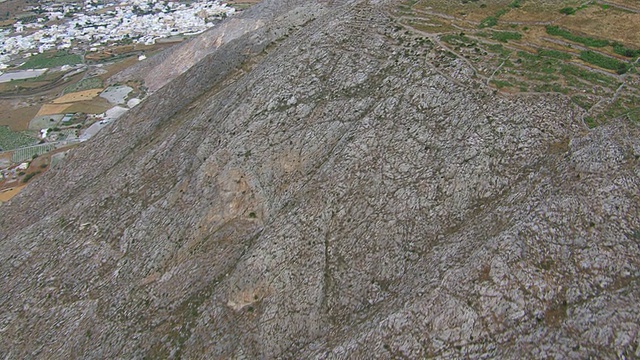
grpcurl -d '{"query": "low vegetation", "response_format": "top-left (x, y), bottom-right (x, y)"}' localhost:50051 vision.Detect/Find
top-left (479, 9), bottom-right (507, 29)
top-left (491, 31), bottom-right (522, 43)
top-left (478, 0), bottom-right (523, 28)
top-left (441, 33), bottom-right (475, 46)
top-left (579, 51), bottom-right (630, 74)
top-left (537, 49), bottom-right (572, 60)
top-left (545, 26), bottom-right (640, 66)
top-left (22, 171), bottom-right (41, 183)
top-left (558, 64), bottom-right (619, 87)
top-left (571, 95), bottom-right (594, 110)
top-left (559, 3), bottom-right (589, 15)
top-left (559, 7), bottom-right (576, 15)
top-left (612, 43), bottom-right (640, 59)
top-left (545, 26), bottom-right (609, 48)
top-left (583, 116), bottom-right (597, 128)
top-left (491, 79), bottom-right (513, 88)
top-left (63, 77), bottom-right (103, 94)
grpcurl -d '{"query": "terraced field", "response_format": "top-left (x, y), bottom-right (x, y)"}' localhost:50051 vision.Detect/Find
top-left (391, 0), bottom-right (640, 127)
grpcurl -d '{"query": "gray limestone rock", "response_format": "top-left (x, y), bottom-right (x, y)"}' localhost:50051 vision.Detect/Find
top-left (0, 0), bottom-right (639, 358)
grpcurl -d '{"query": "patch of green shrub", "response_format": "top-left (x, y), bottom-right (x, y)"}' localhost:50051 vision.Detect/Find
top-left (486, 43), bottom-right (511, 57)
top-left (559, 7), bottom-right (576, 15)
top-left (508, 0), bottom-right (522, 8)
top-left (612, 43), bottom-right (640, 58)
top-left (571, 95), bottom-right (593, 110)
top-left (583, 116), bottom-right (597, 128)
top-left (537, 49), bottom-right (572, 60)
top-left (63, 77), bottom-right (103, 94)
top-left (533, 83), bottom-right (568, 94)
top-left (22, 171), bottom-right (41, 183)
top-left (491, 31), bottom-right (522, 42)
top-left (441, 33), bottom-right (475, 46)
top-left (479, 15), bottom-right (499, 28)
top-left (479, 8), bottom-right (508, 28)
top-left (491, 80), bottom-right (512, 88)
top-left (559, 64), bottom-right (618, 86)
top-left (579, 50), bottom-right (630, 73)
top-left (545, 26), bottom-right (609, 47)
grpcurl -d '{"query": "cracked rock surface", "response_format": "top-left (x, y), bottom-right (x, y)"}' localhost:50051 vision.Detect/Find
top-left (1, 0), bottom-right (639, 358)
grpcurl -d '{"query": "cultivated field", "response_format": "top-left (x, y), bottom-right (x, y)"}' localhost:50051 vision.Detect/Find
top-left (36, 103), bottom-right (72, 116)
top-left (52, 89), bottom-right (103, 103)
top-left (0, 125), bottom-right (37, 151)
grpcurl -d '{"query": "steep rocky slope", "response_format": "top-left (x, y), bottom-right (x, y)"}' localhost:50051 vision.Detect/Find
top-left (1, 0), bottom-right (640, 358)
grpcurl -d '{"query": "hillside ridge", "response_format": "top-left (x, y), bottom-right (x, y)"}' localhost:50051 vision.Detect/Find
top-left (1, 0), bottom-right (639, 358)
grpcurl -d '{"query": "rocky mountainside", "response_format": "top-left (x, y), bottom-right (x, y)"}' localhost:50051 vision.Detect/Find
top-left (1, 0), bottom-right (640, 358)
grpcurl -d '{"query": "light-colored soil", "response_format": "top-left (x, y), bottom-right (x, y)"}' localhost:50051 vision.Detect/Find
top-left (29, 114), bottom-right (64, 130)
top-left (0, 185), bottom-right (25, 202)
top-left (100, 86), bottom-right (132, 104)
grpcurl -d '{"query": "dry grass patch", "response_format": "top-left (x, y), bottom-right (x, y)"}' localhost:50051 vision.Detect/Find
top-left (557, 7), bottom-right (640, 46)
top-left (606, 0), bottom-right (640, 11)
top-left (98, 56), bottom-right (140, 80)
top-left (64, 97), bottom-right (113, 114)
top-left (52, 89), bottom-right (103, 104)
top-left (36, 103), bottom-right (72, 116)
top-left (0, 101), bottom-right (40, 131)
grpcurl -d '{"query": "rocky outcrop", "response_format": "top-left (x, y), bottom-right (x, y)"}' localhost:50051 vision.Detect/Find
top-left (1, 0), bottom-right (639, 358)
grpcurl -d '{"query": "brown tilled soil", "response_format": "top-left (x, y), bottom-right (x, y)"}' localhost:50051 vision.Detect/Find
top-left (0, 100), bottom-right (40, 131)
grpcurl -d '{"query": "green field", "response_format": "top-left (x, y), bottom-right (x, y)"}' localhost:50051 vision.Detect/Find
top-left (0, 126), bottom-right (38, 151)
top-left (19, 51), bottom-right (83, 70)
top-left (491, 31), bottom-right (522, 43)
top-left (579, 51), bottom-right (630, 74)
top-left (545, 26), bottom-right (609, 48)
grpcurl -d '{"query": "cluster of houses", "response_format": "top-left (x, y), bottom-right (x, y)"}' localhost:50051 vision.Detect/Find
top-left (0, 0), bottom-right (236, 68)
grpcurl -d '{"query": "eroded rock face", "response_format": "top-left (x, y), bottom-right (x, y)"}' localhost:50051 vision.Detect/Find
top-left (1, 0), bottom-right (639, 358)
